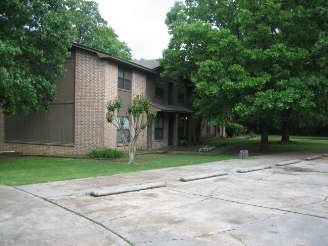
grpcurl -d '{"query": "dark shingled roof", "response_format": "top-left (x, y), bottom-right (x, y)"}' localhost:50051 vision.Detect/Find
top-left (151, 102), bottom-right (194, 113)
top-left (132, 59), bottom-right (161, 70)
top-left (72, 43), bottom-right (159, 75)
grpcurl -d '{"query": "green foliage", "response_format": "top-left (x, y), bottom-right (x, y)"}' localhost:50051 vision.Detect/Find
top-left (106, 99), bottom-right (122, 123)
top-left (225, 124), bottom-right (244, 138)
top-left (198, 146), bottom-right (215, 152)
top-left (0, 0), bottom-right (73, 114)
top-left (245, 131), bottom-right (257, 139)
top-left (161, 0), bottom-right (328, 150)
top-left (65, 0), bottom-right (132, 60)
top-left (85, 148), bottom-right (126, 158)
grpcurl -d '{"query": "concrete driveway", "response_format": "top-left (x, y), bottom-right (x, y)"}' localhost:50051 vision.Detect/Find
top-left (1, 149), bottom-right (328, 245)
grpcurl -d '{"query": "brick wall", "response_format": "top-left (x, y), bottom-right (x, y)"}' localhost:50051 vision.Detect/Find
top-left (0, 49), bottom-right (118, 156)
top-left (103, 61), bottom-right (119, 149)
top-left (0, 48), bottom-right (153, 156)
top-left (131, 70), bottom-right (148, 150)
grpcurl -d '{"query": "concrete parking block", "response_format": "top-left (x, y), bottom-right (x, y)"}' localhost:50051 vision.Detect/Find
top-left (304, 155), bottom-right (322, 160)
top-left (180, 171), bottom-right (228, 182)
top-left (236, 165), bottom-right (271, 173)
top-left (90, 181), bottom-right (166, 197)
top-left (276, 159), bottom-right (301, 166)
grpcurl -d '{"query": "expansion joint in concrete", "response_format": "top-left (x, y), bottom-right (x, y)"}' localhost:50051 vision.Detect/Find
top-left (135, 238), bottom-right (185, 245)
top-left (40, 196), bottom-right (134, 246)
top-left (289, 196), bottom-right (328, 209)
top-left (170, 188), bottom-right (328, 221)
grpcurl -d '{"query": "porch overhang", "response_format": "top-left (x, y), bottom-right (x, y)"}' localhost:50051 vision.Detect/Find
top-left (150, 102), bottom-right (194, 113)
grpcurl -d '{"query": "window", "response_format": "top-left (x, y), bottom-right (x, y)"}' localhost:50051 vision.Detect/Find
top-left (117, 117), bottom-right (130, 143)
top-left (155, 78), bottom-right (164, 97)
top-left (118, 68), bottom-right (131, 90)
top-left (206, 124), bottom-right (211, 134)
top-left (178, 86), bottom-right (184, 102)
top-left (155, 114), bottom-right (164, 139)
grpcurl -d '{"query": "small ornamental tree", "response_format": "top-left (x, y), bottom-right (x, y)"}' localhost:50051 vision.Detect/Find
top-left (106, 95), bottom-right (157, 164)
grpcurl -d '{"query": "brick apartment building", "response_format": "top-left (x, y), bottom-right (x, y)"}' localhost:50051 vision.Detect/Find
top-left (0, 43), bottom-right (217, 156)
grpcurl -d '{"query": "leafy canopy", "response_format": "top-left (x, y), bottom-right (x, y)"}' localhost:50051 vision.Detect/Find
top-left (161, 0), bottom-right (328, 131)
top-left (66, 0), bottom-right (132, 60)
top-left (0, 0), bottom-right (72, 114)
top-left (0, 0), bottom-right (133, 115)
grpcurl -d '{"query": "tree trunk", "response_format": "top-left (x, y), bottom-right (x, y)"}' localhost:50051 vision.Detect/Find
top-left (128, 145), bottom-right (136, 164)
top-left (260, 122), bottom-right (269, 151)
top-left (281, 121), bottom-right (290, 142)
top-left (128, 138), bottom-right (138, 164)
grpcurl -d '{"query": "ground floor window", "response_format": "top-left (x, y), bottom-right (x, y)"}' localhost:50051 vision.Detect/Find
top-left (117, 117), bottom-right (130, 143)
top-left (155, 114), bottom-right (164, 139)
top-left (206, 124), bottom-right (211, 134)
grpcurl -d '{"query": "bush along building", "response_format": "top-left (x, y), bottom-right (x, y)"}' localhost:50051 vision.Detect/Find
top-left (0, 43), bottom-right (217, 156)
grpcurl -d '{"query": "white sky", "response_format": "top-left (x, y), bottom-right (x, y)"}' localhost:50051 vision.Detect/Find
top-left (94, 0), bottom-right (177, 60)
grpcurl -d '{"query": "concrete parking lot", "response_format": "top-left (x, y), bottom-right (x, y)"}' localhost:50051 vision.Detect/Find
top-left (1, 150), bottom-right (328, 245)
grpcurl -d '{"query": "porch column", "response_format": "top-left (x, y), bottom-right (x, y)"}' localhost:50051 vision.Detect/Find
top-left (188, 114), bottom-right (192, 146)
top-left (147, 121), bottom-right (153, 149)
top-left (174, 113), bottom-right (178, 149)
top-left (222, 126), bottom-right (226, 137)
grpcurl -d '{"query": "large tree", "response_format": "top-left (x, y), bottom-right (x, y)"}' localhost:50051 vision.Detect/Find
top-left (161, 0), bottom-right (328, 150)
top-left (66, 0), bottom-right (132, 60)
top-left (0, 0), bottom-right (73, 115)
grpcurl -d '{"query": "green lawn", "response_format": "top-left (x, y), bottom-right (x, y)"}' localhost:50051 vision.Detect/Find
top-left (207, 135), bottom-right (328, 151)
top-left (0, 152), bottom-right (233, 186)
top-left (0, 135), bottom-right (326, 186)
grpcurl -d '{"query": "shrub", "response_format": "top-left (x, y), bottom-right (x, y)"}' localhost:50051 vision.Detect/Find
top-left (225, 123), bottom-right (244, 137)
top-left (198, 145), bottom-right (215, 152)
top-left (85, 148), bottom-right (126, 158)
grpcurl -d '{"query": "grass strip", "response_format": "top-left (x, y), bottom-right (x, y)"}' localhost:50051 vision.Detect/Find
top-left (0, 152), bottom-right (233, 186)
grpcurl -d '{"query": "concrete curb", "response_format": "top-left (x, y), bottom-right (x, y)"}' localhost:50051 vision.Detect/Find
top-left (180, 171), bottom-right (228, 182)
top-left (276, 159), bottom-right (301, 166)
top-left (236, 165), bottom-right (271, 173)
top-left (323, 154), bottom-right (328, 157)
top-left (90, 182), bottom-right (166, 197)
top-left (304, 155), bottom-right (322, 161)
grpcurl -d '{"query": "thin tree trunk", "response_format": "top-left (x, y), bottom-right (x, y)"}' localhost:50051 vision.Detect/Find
top-left (128, 133), bottom-right (139, 164)
top-left (128, 143), bottom-right (136, 164)
top-left (281, 121), bottom-right (290, 142)
top-left (260, 122), bottom-right (269, 151)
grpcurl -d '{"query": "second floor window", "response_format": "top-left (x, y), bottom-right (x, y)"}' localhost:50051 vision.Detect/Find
top-left (118, 68), bottom-right (131, 90)
top-left (155, 78), bottom-right (164, 97)
top-left (178, 86), bottom-right (184, 102)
